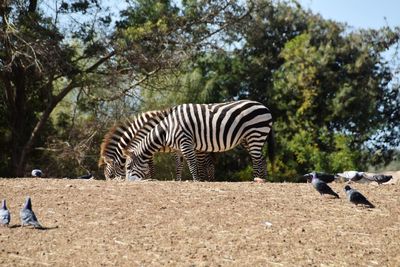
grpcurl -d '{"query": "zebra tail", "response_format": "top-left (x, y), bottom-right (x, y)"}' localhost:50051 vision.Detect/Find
top-left (267, 128), bottom-right (275, 171)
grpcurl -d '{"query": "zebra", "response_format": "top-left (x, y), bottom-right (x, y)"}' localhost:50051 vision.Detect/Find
top-left (124, 100), bottom-right (274, 181)
top-left (98, 109), bottom-right (214, 180)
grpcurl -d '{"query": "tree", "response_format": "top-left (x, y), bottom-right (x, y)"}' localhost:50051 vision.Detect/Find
top-left (0, 0), bottom-right (116, 176)
top-left (1, 0), bottom-right (399, 180)
top-left (139, 0), bottom-right (400, 180)
top-left (271, 21), bottom-right (400, 177)
top-left (0, 0), bottom-right (252, 177)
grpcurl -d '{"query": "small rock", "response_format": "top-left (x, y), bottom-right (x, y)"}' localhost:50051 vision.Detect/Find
top-left (263, 221), bottom-right (273, 228)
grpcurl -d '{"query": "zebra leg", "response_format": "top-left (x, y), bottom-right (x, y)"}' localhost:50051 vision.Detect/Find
top-left (174, 152), bottom-right (184, 181)
top-left (196, 152), bottom-right (215, 181)
top-left (148, 158), bottom-right (155, 179)
top-left (206, 153), bottom-right (215, 181)
top-left (207, 164), bottom-right (215, 181)
top-left (180, 143), bottom-right (199, 181)
top-left (252, 156), bottom-right (267, 179)
top-left (248, 149), bottom-right (267, 179)
top-left (195, 152), bottom-right (208, 181)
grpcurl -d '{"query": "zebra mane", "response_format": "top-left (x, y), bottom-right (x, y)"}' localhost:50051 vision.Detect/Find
top-left (98, 122), bottom-right (128, 167)
top-left (99, 108), bottom-right (172, 167)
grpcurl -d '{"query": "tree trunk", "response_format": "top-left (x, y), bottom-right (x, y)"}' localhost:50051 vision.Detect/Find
top-left (10, 65), bottom-right (28, 177)
top-left (15, 97), bottom-right (60, 177)
top-left (12, 52), bottom-right (115, 177)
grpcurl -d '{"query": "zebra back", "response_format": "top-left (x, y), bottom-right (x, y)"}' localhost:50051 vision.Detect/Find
top-left (125, 100), bottom-right (273, 181)
top-left (122, 114), bottom-right (170, 157)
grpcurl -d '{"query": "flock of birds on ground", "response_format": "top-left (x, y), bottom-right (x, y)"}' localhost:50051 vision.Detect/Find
top-left (31, 169), bottom-right (93, 180)
top-left (1, 170), bottom-right (390, 229)
top-left (0, 197), bottom-right (42, 228)
top-left (309, 172), bottom-right (375, 208)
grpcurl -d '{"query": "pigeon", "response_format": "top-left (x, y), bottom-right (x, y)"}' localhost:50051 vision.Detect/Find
top-left (364, 174), bottom-right (392, 184)
top-left (304, 172), bottom-right (336, 183)
top-left (350, 172), bottom-right (364, 182)
top-left (31, 169), bottom-right (42, 177)
top-left (344, 185), bottom-right (375, 208)
top-left (0, 199), bottom-right (10, 227)
top-left (20, 197), bottom-right (42, 228)
top-left (311, 172), bottom-right (339, 198)
top-left (77, 173), bottom-right (93, 179)
top-left (336, 171), bottom-right (364, 182)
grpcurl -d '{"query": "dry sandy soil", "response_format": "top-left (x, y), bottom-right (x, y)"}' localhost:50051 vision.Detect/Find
top-left (0, 175), bottom-right (399, 266)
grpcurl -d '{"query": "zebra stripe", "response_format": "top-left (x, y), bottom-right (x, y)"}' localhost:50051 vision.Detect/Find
top-left (99, 109), bottom-right (214, 180)
top-left (99, 110), bottom-right (170, 180)
top-left (124, 100), bottom-right (274, 181)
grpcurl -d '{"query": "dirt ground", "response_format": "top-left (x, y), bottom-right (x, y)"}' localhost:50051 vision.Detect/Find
top-left (0, 175), bottom-right (399, 266)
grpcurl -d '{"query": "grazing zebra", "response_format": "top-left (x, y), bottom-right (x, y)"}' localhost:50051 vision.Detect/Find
top-left (98, 110), bottom-right (214, 180)
top-left (124, 100), bottom-right (274, 181)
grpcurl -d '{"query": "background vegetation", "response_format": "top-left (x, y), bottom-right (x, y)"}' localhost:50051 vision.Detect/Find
top-left (1, 0), bottom-right (399, 180)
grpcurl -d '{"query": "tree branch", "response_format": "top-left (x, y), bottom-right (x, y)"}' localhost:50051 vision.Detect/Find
top-left (28, 0), bottom-right (37, 13)
top-left (17, 50), bottom-right (116, 173)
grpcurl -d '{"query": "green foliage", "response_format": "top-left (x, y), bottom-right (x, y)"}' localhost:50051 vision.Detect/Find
top-left (140, 51), bottom-right (248, 110)
top-left (136, 1), bottom-right (400, 181)
top-left (329, 135), bottom-right (360, 172)
top-left (269, 19), bottom-right (399, 179)
top-left (232, 166), bottom-right (253, 182)
top-left (115, 0), bottom-right (181, 73)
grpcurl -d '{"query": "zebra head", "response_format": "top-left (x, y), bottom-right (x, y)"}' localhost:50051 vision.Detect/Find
top-left (125, 156), bottom-right (149, 181)
top-left (102, 157), bottom-right (126, 180)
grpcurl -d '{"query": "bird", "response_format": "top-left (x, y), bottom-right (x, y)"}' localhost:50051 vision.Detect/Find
top-left (77, 173), bottom-right (93, 179)
top-left (344, 185), bottom-right (375, 208)
top-left (363, 174), bottom-right (392, 184)
top-left (311, 172), bottom-right (339, 198)
top-left (31, 169), bottom-right (42, 177)
top-left (20, 197), bottom-right (42, 228)
top-left (304, 172), bottom-right (336, 183)
top-left (336, 171), bottom-right (365, 182)
top-left (0, 199), bottom-right (10, 227)
top-left (351, 172), bottom-right (364, 182)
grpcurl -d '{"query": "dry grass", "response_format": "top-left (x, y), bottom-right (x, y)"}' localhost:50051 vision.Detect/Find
top-left (0, 178), bottom-right (399, 266)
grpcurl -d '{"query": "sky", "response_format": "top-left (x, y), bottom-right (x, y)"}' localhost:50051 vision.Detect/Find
top-left (298, 0), bottom-right (400, 68)
top-left (298, 0), bottom-right (400, 29)
top-left (105, 1), bottom-right (400, 30)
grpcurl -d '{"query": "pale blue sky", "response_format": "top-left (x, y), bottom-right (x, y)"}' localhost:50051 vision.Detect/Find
top-left (298, 0), bottom-right (400, 29)
top-left (106, 1), bottom-right (400, 30)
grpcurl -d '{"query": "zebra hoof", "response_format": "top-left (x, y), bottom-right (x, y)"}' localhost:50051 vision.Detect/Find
top-left (254, 177), bottom-right (266, 183)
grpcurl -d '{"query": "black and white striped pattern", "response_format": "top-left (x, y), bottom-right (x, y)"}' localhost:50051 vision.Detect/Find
top-left (99, 110), bottom-right (214, 180)
top-left (124, 100), bottom-right (274, 181)
top-left (99, 110), bottom-right (169, 180)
